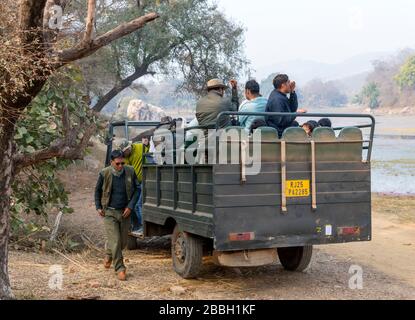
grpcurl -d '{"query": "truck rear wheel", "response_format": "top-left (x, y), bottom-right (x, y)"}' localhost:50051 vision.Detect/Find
top-left (277, 245), bottom-right (313, 272)
top-left (171, 225), bottom-right (203, 279)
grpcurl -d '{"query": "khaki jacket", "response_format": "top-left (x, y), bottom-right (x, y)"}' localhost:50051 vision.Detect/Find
top-left (196, 89), bottom-right (239, 128)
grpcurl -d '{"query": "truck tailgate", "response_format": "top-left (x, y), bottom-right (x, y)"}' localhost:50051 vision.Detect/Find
top-left (213, 162), bottom-right (371, 251)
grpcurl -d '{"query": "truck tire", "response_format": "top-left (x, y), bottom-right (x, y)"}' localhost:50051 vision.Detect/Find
top-left (277, 245), bottom-right (313, 272)
top-left (127, 235), bottom-right (138, 250)
top-left (171, 225), bottom-right (203, 279)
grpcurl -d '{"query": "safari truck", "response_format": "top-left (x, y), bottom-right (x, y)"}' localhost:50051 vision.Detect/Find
top-left (105, 113), bottom-right (375, 279)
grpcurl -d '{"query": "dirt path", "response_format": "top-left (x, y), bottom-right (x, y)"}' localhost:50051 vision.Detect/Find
top-left (8, 235), bottom-right (415, 300)
top-left (320, 214), bottom-right (415, 288)
top-left (8, 190), bottom-right (415, 300)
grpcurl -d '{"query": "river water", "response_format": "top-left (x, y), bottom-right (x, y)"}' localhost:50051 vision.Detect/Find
top-left (371, 137), bottom-right (415, 194)
top-left (370, 114), bottom-right (415, 195)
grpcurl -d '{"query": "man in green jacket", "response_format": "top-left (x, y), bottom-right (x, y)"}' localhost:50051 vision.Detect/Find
top-left (95, 150), bottom-right (140, 281)
top-left (196, 79), bottom-right (239, 129)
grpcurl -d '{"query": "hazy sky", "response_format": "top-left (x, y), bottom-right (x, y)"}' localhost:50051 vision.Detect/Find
top-left (217, 0), bottom-right (415, 70)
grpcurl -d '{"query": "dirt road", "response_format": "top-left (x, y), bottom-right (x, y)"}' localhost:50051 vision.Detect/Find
top-left (8, 166), bottom-right (415, 300)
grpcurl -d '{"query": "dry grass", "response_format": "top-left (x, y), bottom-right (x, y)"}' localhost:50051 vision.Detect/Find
top-left (373, 194), bottom-right (415, 224)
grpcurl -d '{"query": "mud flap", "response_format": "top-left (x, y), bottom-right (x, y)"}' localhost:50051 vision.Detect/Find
top-left (212, 249), bottom-right (277, 267)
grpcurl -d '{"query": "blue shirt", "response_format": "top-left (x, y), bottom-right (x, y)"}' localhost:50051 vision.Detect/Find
top-left (238, 97), bottom-right (268, 131)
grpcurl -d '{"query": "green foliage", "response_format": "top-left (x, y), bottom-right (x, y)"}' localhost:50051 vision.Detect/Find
top-left (79, 0), bottom-right (248, 108)
top-left (353, 82), bottom-right (380, 109)
top-left (355, 49), bottom-right (415, 109)
top-left (395, 55), bottom-right (415, 89)
top-left (11, 67), bottom-right (91, 232)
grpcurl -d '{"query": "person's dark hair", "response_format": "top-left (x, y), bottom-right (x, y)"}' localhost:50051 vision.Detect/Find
top-left (111, 150), bottom-right (124, 161)
top-left (291, 120), bottom-right (300, 127)
top-left (249, 119), bottom-right (267, 134)
top-left (307, 120), bottom-right (319, 129)
top-left (273, 74), bottom-right (289, 90)
top-left (245, 80), bottom-right (260, 95)
top-left (318, 118), bottom-right (332, 128)
top-left (305, 120), bottom-right (318, 132)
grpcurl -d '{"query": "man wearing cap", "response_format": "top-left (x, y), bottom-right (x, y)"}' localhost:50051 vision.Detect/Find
top-left (95, 150), bottom-right (140, 281)
top-left (196, 79), bottom-right (239, 128)
top-left (119, 137), bottom-right (151, 238)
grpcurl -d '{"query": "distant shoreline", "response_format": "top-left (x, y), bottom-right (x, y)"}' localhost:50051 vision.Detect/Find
top-left (374, 192), bottom-right (415, 197)
top-left (313, 105), bottom-right (415, 115)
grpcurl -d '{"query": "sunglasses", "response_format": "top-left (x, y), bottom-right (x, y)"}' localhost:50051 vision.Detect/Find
top-left (114, 162), bottom-right (125, 167)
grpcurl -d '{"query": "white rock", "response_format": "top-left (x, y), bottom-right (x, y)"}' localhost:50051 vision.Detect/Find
top-left (127, 99), bottom-right (166, 121)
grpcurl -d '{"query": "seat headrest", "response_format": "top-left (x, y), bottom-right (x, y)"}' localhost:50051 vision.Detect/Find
top-left (312, 127), bottom-right (336, 141)
top-left (282, 127), bottom-right (308, 141)
top-left (338, 127), bottom-right (363, 141)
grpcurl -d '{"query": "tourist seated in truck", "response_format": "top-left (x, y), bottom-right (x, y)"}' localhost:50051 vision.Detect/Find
top-left (196, 78), bottom-right (239, 129)
top-left (238, 80), bottom-right (268, 132)
top-left (291, 120), bottom-right (300, 127)
top-left (248, 118), bottom-right (267, 135)
top-left (302, 121), bottom-right (318, 137)
top-left (266, 74), bottom-right (307, 137)
top-left (318, 118), bottom-right (332, 128)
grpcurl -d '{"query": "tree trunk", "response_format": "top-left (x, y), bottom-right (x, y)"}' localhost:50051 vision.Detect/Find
top-left (0, 1), bottom-right (159, 301)
top-left (0, 119), bottom-right (17, 300)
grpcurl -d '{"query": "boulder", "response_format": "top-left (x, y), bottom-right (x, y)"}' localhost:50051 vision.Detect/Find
top-left (127, 99), bottom-right (166, 121)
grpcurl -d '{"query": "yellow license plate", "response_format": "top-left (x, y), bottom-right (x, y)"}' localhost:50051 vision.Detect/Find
top-left (285, 180), bottom-right (310, 197)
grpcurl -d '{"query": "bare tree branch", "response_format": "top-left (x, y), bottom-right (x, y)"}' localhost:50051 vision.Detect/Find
top-left (13, 108), bottom-right (98, 171)
top-left (92, 65), bottom-right (152, 112)
top-left (57, 12), bottom-right (159, 64)
top-left (82, 0), bottom-right (96, 45)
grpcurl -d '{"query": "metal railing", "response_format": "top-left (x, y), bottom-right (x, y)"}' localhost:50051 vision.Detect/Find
top-left (216, 112), bottom-right (376, 162)
top-left (106, 113), bottom-right (376, 165)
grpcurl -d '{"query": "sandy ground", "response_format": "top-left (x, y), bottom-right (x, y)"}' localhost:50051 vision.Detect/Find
top-left (8, 162), bottom-right (415, 300)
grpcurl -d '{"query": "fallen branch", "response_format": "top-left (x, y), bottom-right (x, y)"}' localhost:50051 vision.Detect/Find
top-left (51, 248), bottom-right (87, 270)
top-left (80, 234), bottom-right (104, 254)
